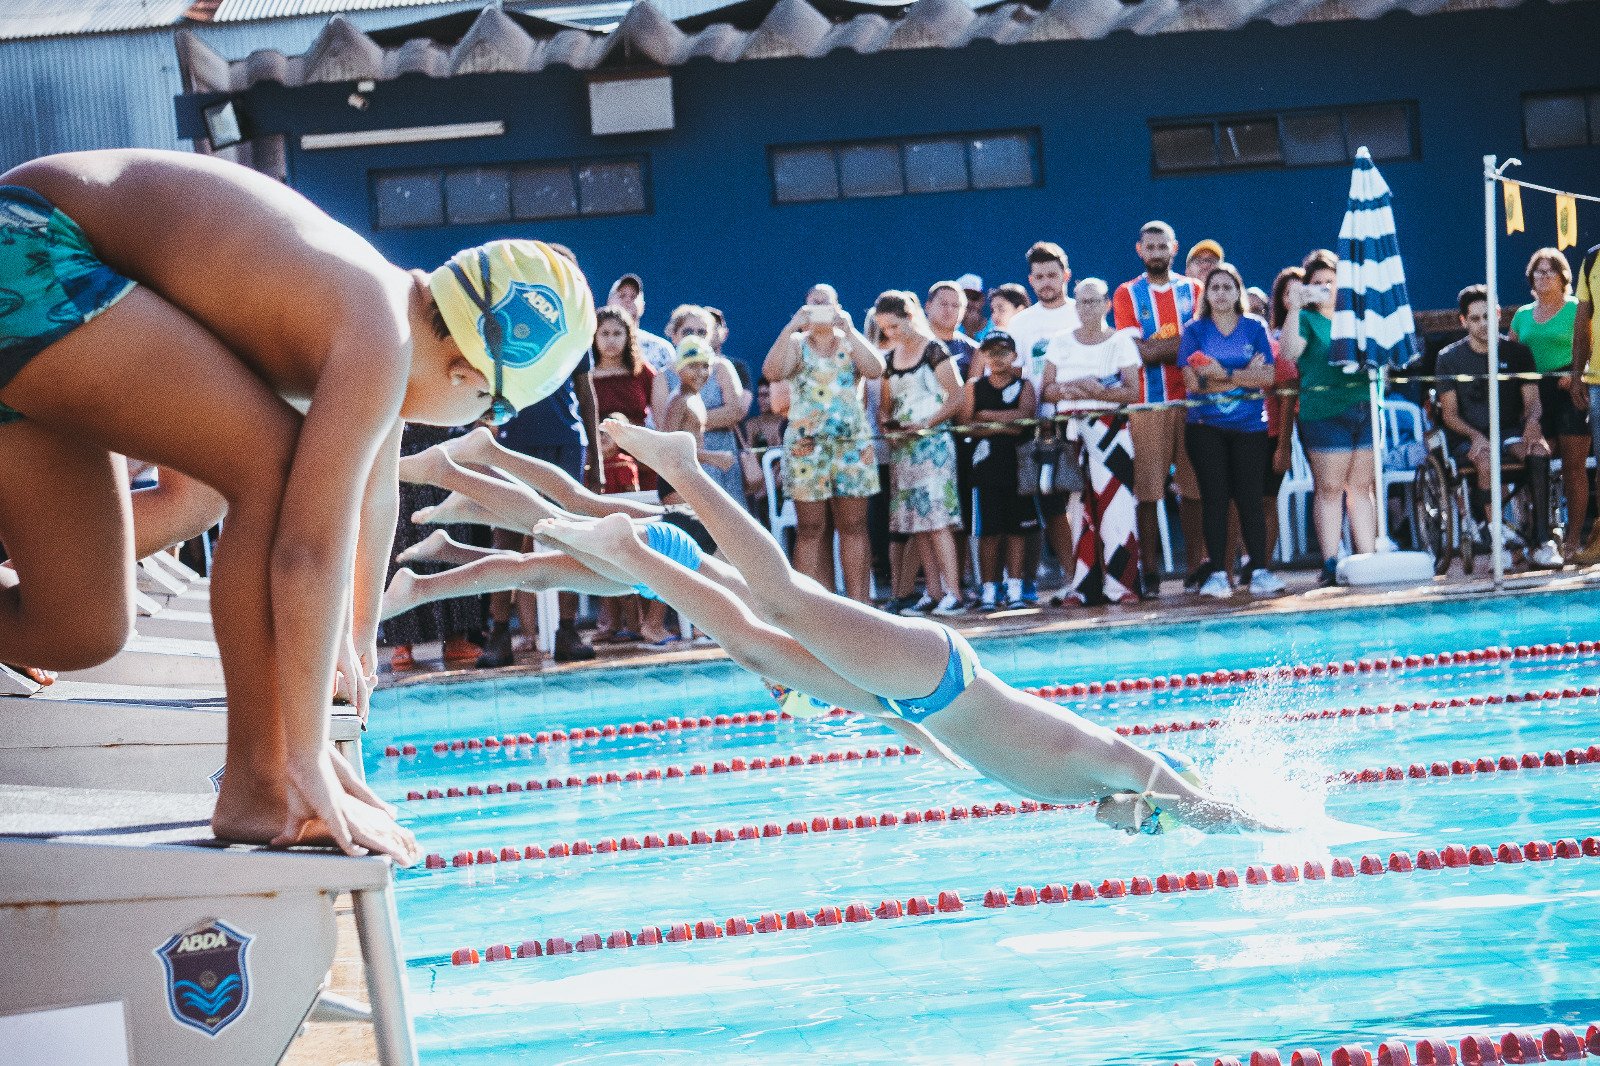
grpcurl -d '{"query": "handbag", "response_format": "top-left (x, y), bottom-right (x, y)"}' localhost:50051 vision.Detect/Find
top-left (1016, 429), bottom-right (1042, 496)
top-left (1028, 424), bottom-right (1084, 496)
top-left (733, 426), bottom-right (766, 500)
top-left (1046, 434), bottom-right (1085, 495)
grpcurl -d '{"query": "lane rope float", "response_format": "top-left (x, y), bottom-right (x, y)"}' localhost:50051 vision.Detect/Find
top-left (418, 743), bottom-right (1600, 871)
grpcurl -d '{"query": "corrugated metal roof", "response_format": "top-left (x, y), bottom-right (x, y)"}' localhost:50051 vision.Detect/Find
top-left (177, 0), bottom-right (1555, 88)
top-left (208, 0), bottom-right (484, 21)
top-left (0, 0), bottom-right (196, 41)
top-left (0, 2), bottom-right (480, 171)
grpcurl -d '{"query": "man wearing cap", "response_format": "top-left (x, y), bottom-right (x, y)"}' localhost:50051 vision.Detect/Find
top-left (1112, 222), bottom-right (1207, 596)
top-left (0, 149), bottom-right (595, 864)
top-left (608, 273), bottom-right (676, 375)
top-left (956, 273), bottom-right (989, 339)
top-left (1186, 239), bottom-right (1224, 284)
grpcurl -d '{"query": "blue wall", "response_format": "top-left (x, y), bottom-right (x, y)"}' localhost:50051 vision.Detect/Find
top-left (245, 0), bottom-right (1600, 360)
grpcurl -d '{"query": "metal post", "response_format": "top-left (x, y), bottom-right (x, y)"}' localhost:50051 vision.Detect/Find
top-left (353, 882), bottom-right (419, 1066)
top-left (1369, 364), bottom-right (1391, 549)
top-left (1484, 155), bottom-right (1504, 589)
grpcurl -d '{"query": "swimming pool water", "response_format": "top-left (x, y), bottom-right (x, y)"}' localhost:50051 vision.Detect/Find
top-left (369, 588), bottom-right (1600, 1064)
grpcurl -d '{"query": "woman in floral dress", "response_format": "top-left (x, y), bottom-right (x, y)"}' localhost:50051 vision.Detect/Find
top-left (761, 283), bottom-right (884, 601)
top-left (875, 291), bottom-right (966, 617)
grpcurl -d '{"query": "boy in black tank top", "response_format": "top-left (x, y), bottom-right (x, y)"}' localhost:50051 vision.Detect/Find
top-left (962, 333), bottom-right (1038, 609)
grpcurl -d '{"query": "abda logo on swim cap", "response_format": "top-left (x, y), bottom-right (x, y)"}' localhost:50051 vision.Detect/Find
top-left (482, 281), bottom-right (568, 370)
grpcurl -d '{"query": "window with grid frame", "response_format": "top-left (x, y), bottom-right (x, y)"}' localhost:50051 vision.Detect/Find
top-left (770, 130), bottom-right (1040, 204)
top-left (1150, 103), bottom-right (1417, 176)
top-left (372, 157), bottom-right (650, 229)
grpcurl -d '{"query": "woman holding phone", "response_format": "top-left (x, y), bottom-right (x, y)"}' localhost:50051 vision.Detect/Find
top-left (761, 284), bottom-right (885, 601)
top-left (1280, 249), bottom-right (1377, 585)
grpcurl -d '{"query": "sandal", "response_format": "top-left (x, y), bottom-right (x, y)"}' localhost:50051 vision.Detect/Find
top-left (390, 645), bottom-right (416, 670)
top-left (442, 637), bottom-right (483, 663)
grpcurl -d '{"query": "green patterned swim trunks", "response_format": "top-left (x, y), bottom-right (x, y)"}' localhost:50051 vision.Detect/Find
top-left (0, 184), bottom-right (137, 424)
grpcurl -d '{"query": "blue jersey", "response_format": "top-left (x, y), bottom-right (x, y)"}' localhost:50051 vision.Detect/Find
top-left (1178, 316), bottom-right (1272, 432)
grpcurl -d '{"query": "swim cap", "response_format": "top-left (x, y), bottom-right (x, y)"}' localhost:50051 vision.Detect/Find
top-left (429, 240), bottom-right (597, 413)
top-left (763, 679), bottom-right (833, 720)
top-left (674, 336), bottom-right (714, 370)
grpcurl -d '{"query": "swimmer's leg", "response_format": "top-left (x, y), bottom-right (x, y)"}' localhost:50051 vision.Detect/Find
top-left (383, 551), bottom-right (629, 621)
top-left (443, 425), bottom-right (662, 520)
top-left (0, 417), bottom-right (135, 671)
top-left (0, 286), bottom-right (414, 862)
top-left (130, 467), bottom-right (227, 557)
top-left (600, 420), bottom-right (947, 700)
top-left (412, 492), bottom-right (501, 530)
top-left (405, 449), bottom-right (566, 535)
top-left (395, 529), bottom-right (495, 567)
top-left (537, 514), bottom-right (884, 712)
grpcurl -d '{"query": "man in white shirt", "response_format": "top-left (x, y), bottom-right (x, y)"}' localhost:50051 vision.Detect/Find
top-left (1004, 242), bottom-right (1082, 404)
top-left (1000, 242), bottom-right (1082, 603)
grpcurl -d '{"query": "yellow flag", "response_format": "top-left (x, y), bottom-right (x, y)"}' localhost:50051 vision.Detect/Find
top-left (1503, 181), bottom-right (1524, 234)
top-left (1556, 194), bottom-right (1577, 250)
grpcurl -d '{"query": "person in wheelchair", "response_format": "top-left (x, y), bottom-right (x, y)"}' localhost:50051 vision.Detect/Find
top-left (1435, 285), bottom-right (1561, 568)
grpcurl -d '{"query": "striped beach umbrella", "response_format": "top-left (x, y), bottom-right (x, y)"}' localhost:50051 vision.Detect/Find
top-left (1331, 147), bottom-right (1420, 370)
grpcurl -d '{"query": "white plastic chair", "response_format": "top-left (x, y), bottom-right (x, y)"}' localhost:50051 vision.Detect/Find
top-left (762, 447), bottom-right (796, 543)
top-left (1276, 427), bottom-right (1314, 562)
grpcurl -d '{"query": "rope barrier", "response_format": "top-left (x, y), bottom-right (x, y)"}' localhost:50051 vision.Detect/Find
top-left (733, 366), bottom-right (1576, 454)
top-left (438, 833), bottom-right (1600, 965)
top-left (382, 641), bottom-right (1600, 760)
top-left (415, 740), bottom-right (1600, 868)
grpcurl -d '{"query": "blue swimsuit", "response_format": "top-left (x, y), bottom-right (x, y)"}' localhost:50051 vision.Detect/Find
top-left (878, 627), bottom-right (981, 723)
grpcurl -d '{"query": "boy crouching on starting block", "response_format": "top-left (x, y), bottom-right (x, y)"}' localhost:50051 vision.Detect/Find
top-left (0, 149), bottom-right (594, 862)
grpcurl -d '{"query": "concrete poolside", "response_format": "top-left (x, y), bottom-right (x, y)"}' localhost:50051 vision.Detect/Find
top-left (376, 562), bottom-right (1600, 690)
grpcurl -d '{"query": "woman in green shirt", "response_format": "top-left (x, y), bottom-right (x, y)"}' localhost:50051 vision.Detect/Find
top-left (1280, 250), bottom-right (1376, 584)
top-left (1510, 247), bottom-right (1586, 555)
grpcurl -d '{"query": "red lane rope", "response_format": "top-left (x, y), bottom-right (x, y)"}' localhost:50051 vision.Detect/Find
top-left (1173, 1021), bottom-right (1600, 1065)
top-left (443, 835), bottom-right (1600, 965)
top-left (384, 641), bottom-right (1600, 759)
top-left (1177, 1024), bottom-right (1600, 1062)
top-left (418, 744), bottom-right (1600, 871)
top-left (394, 687), bottom-right (1599, 805)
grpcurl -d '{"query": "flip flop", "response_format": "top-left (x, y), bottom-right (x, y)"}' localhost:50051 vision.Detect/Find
top-left (613, 629), bottom-right (643, 643)
top-left (647, 634), bottom-right (682, 648)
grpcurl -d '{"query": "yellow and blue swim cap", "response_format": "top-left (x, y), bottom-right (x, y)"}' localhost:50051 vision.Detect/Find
top-left (674, 336), bottom-right (715, 370)
top-left (429, 239), bottom-right (597, 413)
top-left (763, 679), bottom-right (833, 720)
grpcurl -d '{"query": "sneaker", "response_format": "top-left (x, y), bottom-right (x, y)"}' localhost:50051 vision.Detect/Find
top-left (900, 595), bottom-right (935, 616)
top-left (980, 583), bottom-right (998, 611)
top-left (1020, 580), bottom-right (1039, 605)
top-left (553, 623), bottom-right (596, 663)
top-left (1198, 571), bottom-right (1233, 599)
top-left (475, 623), bottom-right (514, 669)
top-left (1248, 568), bottom-right (1287, 596)
top-left (1004, 578), bottom-right (1024, 608)
top-left (931, 593), bottom-right (966, 617)
top-left (1182, 564), bottom-right (1211, 593)
top-left (1531, 540), bottom-right (1564, 569)
top-left (1318, 559), bottom-right (1339, 587)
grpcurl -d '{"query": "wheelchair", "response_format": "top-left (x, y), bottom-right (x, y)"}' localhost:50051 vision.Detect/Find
top-left (1406, 399), bottom-right (1565, 575)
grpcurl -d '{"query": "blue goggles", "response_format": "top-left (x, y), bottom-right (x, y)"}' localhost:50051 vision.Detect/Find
top-left (448, 249), bottom-right (517, 427)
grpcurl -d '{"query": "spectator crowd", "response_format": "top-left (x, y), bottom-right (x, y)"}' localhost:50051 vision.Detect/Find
top-left (384, 226), bottom-right (1600, 671)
